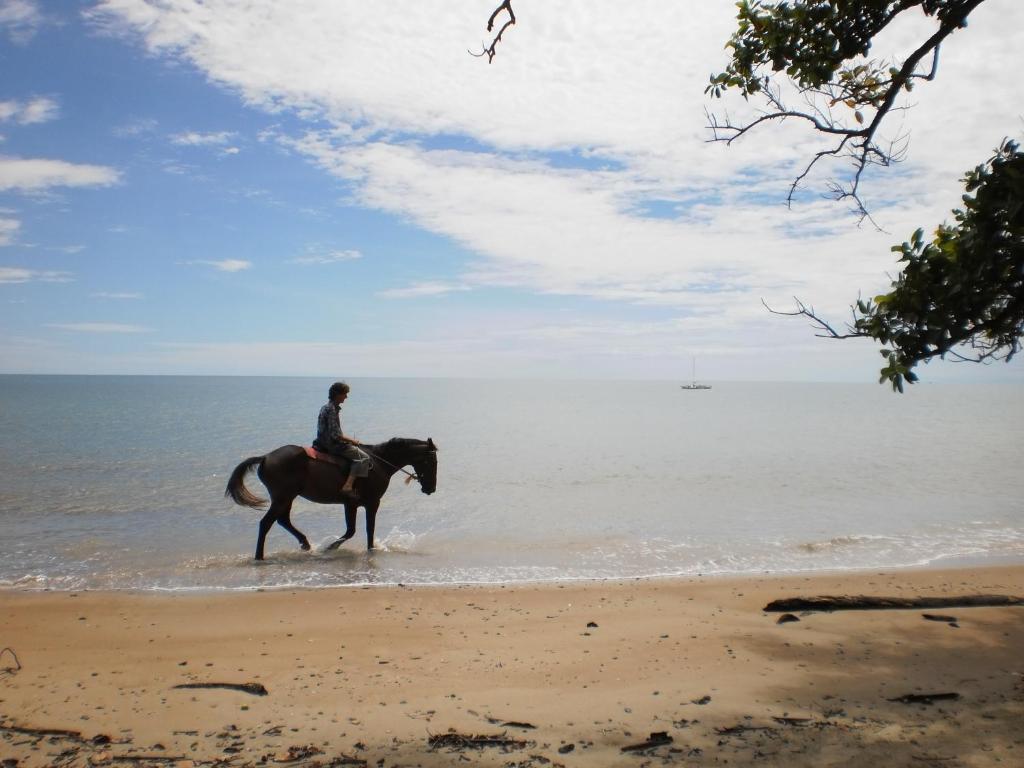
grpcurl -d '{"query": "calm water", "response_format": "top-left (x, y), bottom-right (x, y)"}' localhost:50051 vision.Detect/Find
top-left (1, 375), bottom-right (1022, 591)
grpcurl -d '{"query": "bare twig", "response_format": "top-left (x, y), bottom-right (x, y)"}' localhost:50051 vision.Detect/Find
top-left (761, 298), bottom-right (866, 340)
top-left (470, 1), bottom-right (516, 63)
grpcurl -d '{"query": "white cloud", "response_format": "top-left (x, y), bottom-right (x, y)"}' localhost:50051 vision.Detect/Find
top-left (113, 117), bottom-right (159, 137)
top-left (171, 130), bottom-right (236, 146)
top-left (187, 258), bottom-right (252, 272)
top-left (289, 248), bottom-right (362, 265)
top-left (379, 280), bottom-right (471, 299)
top-left (82, 1), bottom-right (1024, 378)
top-left (0, 156), bottom-right (121, 192)
top-left (291, 137), bottom-right (898, 322)
top-left (46, 322), bottom-right (151, 333)
top-left (0, 216), bottom-right (19, 246)
top-left (0, 266), bottom-right (72, 283)
top-left (0, 0), bottom-right (44, 43)
top-left (91, 291), bottom-right (143, 299)
top-left (0, 96), bottom-right (59, 125)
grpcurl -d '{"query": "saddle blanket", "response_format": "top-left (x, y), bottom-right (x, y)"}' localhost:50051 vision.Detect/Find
top-left (304, 446), bottom-right (349, 468)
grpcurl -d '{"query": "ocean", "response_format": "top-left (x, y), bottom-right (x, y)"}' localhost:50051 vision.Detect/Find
top-left (1, 375), bottom-right (1021, 591)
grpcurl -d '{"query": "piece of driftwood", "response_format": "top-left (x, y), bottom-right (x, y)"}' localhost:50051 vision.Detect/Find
top-left (0, 723), bottom-right (85, 741)
top-left (715, 724), bottom-right (775, 736)
top-left (0, 647), bottom-right (21, 673)
top-left (323, 757), bottom-right (368, 767)
top-left (274, 745), bottom-right (323, 762)
top-left (621, 731), bottom-right (673, 752)
top-left (922, 613), bottom-right (957, 623)
top-left (171, 682), bottom-right (268, 696)
top-left (100, 756), bottom-right (186, 764)
top-left (483, 715), bottom-right (536, 729)
top-left (763, 595), bottom-right (1024, 613)
top-left (888, 692), bottom-right (961, 705)
top-left (322, 757), bottom-right (368, 768)
top-left (428, 732), bottom-right (530, 751)
top-left (772, 716), bottom-right (814, 726)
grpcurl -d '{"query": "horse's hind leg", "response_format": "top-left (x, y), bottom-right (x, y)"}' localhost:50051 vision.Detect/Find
top-left (254, 496), bottom-right (307, 560)
top-left (275, 498), bottom-right (310, 552)
top-left (255, 509), bottom-right (276, 561)
top-left (325, 504), bottom-right (357, 552)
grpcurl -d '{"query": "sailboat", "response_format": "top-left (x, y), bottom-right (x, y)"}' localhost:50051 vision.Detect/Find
top-left (680, 358), bottom-right (711, 390)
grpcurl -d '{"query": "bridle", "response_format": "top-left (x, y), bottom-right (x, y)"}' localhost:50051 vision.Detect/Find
top-left (358, 443), bottom-right (435, 485)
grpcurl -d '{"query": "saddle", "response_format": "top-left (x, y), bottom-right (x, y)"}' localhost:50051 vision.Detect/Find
top-left (304, 446), bottom-right (351, 471)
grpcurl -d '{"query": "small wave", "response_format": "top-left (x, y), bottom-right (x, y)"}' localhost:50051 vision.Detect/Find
top-left (795, 535), bottom-right (883, 553)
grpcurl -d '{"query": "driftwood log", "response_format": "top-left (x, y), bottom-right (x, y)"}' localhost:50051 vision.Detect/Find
top-left (171, 682), bottom-right (268, 696)
top-left (621, 731), bottom-right (673, 752)
top-left (888, 692), bottom-right (961, 705)
top-left (763, 595), bottom-right (1024, 613)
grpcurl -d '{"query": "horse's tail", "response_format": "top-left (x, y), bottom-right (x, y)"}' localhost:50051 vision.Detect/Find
top-left (225, 455), bottom-right (268, 509)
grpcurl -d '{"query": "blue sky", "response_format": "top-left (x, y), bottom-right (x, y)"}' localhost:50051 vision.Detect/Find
top-left (2, 0), bottom-right (1022, 382)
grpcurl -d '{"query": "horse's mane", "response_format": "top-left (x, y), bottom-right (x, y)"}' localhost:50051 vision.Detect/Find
top-left (367, 437), bottom-right (435, 455)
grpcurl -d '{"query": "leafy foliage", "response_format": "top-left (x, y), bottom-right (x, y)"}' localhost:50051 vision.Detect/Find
top-left (707, 0), bottom-right (1024, 388)
top-left (706, 0), bottom-right (985, 222)
top-left (707, 0), bottom-right (975, 99)
top-left (855, 141), bottom-right (1024, 391)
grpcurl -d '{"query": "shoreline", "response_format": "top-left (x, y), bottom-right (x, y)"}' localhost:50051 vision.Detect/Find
top-left (5, 552), bottom-right (1024, 596)
top-left (2, 564), bottom-right (1022, 767)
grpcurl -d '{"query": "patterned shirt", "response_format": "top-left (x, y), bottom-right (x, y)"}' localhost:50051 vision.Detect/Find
top-left (316, 401), bottom-right (345, 451)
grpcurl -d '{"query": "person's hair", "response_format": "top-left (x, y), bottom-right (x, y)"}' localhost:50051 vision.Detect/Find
top-left (328, 381), bottom-right (350, 399)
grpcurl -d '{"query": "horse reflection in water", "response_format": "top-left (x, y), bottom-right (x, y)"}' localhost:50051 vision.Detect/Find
top-left (225, 438), bottom-right (437, 560)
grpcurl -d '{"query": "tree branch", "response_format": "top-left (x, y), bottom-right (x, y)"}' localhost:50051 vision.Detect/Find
top-left (761, 298), bottom-right (867, 340)
top-left (707, 0), bottom-right (986, 226)
top-left (470, 1), bottom-right (516, 63)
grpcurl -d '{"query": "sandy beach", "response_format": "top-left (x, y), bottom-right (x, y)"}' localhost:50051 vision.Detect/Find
top-left (2, 565), bottom-right (1022, 767)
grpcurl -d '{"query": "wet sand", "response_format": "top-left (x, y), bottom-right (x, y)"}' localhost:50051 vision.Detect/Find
top-left (1, 565), bottom-right (1022, 767)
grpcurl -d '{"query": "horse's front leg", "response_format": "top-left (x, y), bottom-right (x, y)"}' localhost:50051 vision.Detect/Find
top-left (325, 503), bottom-right (358, 551)
top-left (365, 499), bottom-right (380, 550)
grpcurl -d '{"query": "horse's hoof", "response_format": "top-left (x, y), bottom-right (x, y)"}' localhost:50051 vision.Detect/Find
top-left (300, 542), bottom-right (311, 551)
top-left (325, 539), bottom-right (343, 551)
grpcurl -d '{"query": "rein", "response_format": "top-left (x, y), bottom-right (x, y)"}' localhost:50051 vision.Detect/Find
top-left (357, 444), bottom-right (420, 485)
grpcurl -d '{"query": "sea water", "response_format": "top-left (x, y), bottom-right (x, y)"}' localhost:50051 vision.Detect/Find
top-left (0, 375), bottom-right (1021, 591)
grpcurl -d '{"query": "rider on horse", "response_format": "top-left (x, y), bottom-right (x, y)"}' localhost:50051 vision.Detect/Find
top-left (313, 381), bottom-right (370, 497)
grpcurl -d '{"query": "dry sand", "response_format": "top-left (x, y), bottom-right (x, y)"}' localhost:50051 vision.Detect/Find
top-left (1, 565), bottom-right (1022, 767)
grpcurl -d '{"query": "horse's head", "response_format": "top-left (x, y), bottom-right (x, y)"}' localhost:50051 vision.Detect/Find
top-left (412, 437), bottom-right (438, 495)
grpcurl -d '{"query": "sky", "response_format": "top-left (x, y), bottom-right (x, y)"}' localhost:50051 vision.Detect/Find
top-left (1, 0), bottom-right (1022, 382)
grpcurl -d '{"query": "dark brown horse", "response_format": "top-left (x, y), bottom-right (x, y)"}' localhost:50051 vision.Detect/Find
top-left (225, 438), bottom-right (437, 560)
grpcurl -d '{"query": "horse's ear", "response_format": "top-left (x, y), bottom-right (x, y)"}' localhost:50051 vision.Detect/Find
top-left (427, 437), bottom-right (437, 451)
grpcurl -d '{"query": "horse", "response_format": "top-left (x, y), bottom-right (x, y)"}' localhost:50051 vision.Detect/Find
top-left (225, 437), bottom-right (437, 560)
